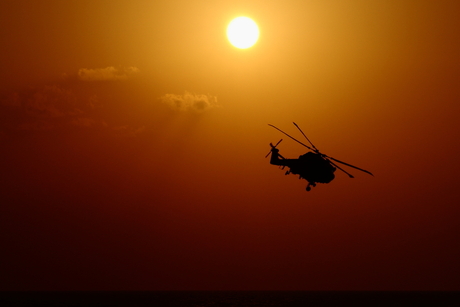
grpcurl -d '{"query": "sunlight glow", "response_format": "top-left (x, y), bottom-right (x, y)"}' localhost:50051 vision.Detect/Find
top-left (227, 17), bottom-right (259, 49)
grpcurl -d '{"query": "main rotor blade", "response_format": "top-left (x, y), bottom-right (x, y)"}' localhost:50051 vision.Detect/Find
top-left (268, 124), bottom-right (314, 152)
top-left (293, 122), bottom-right (318, 152)
top-left (327, 159), bottom-right (354, 178)
top-left (326, 156), bottom-right (374, 176)
top-left (269, 123), bottom-right (374, 176)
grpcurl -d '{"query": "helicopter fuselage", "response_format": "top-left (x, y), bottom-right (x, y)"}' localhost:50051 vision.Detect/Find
top-left (270, 147), bottom-right (336, 185)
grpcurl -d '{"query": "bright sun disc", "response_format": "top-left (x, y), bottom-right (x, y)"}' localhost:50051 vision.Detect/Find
top-left (227, 17), bottom-right (259, 49)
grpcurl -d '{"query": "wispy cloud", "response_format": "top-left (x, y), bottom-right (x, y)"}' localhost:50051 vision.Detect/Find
top-left (0, 82), bottom-right (147, 138)
top-left (112, 125), bottom-right (146, 137)
top-left (160, 91), bottom-right (219, 113)
top-left (78, 66), bottom-right (140, 81)
top-left (71, 117), bottom-right (107, 128)
top-left (0, 85), bottom-right (104, 133)
top-left (24, 85), bottom-right (78, 118)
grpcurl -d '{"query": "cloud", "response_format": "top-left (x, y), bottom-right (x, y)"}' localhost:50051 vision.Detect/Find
top-left (78, 66), bottom-right (140, 81)
top-left (160, 91), bottom-right (219, 113)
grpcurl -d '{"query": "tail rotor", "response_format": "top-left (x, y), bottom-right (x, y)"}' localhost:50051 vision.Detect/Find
top-left (265, 139), bottom-right (282, 158)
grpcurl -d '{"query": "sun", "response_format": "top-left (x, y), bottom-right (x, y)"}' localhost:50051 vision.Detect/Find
top-left (227, 17), bottom-right (259, 49)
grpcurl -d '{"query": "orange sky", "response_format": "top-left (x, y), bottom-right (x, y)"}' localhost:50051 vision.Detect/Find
top-left (1, 0), bottom-right (460, 291)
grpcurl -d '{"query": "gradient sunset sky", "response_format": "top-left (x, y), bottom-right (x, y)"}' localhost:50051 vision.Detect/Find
top-left (1, 0), bottom-right (460, 291)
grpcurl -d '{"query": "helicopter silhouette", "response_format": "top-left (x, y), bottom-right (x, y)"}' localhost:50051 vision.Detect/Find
top-left (266, 123), bottom-right (373, 191)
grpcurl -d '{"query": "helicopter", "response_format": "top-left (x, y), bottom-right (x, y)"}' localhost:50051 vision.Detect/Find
top-left (266, 123), bottom-right (373, 191)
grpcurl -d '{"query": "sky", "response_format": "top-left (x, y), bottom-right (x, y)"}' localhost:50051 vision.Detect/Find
top-left (1, 0), bottom-right (460, 291)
